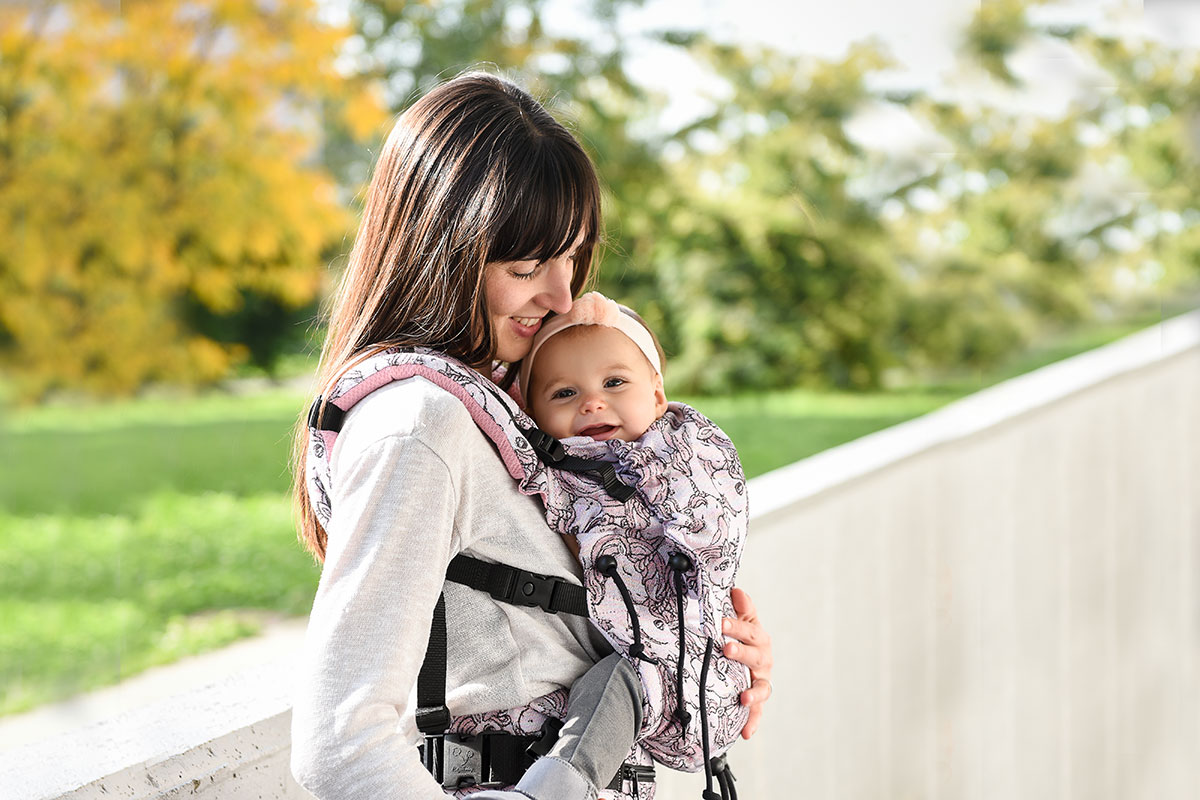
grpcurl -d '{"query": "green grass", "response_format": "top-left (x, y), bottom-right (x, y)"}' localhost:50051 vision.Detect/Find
top-left (0, 302), bottom-right (1193, 716)
top-left (0, 493), bottom-right (319, 714)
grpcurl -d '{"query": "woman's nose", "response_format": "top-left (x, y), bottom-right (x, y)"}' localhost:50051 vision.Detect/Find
top-left (536, 257), bottom-right (574, 314)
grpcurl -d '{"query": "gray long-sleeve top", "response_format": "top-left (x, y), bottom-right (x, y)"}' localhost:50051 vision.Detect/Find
top-left (290, 378), bottom-right (611, 799)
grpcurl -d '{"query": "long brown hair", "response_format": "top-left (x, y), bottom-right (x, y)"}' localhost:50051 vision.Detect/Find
top-left (292, 72), bottom-right (601, 561)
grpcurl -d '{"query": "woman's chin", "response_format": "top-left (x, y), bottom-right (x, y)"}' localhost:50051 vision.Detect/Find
top-left (495, 340), bottom-right (532, 364)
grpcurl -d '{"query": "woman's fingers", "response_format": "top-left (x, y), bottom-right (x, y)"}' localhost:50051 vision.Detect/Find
top-left (740, 701), bottom-right (763, 740)
top-left (744, 676), bottom-right (772, 704)
top-left (722, 637), bottom-right (769, 673)
top-left (722, 617), bottom-right (765, 648)
top-left (730, 586), bottom-right (758, 622)
top-left (723, 587), bottom-right (774, 739)
top-left (722, 588), bottom-right (773, 676)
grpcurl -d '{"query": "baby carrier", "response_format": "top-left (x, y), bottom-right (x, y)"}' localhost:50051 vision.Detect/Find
top-left (306, 348), bottom-right (749, 799)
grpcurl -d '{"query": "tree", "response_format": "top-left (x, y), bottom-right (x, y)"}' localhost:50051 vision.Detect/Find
top-left (887, 0), bottom-right (1200, 373)
top-left (0, 1), bottom-right (386, 399)
top-left (598, 41), bottom-right (910, 391)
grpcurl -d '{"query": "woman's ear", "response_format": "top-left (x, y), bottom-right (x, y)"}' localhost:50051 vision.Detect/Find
top-left (653, 373), bottom-right (668, 416)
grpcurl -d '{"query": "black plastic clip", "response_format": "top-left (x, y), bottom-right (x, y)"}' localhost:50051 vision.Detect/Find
top-left (520, 426), bottom-right (566, 463)
top-left (526, 717), bottom-right (563, 759)
top-left (505, 569), bottom-right (561, 613)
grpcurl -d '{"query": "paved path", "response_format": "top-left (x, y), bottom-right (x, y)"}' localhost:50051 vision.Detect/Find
top-left (0, 617), bottom-right (309, 754)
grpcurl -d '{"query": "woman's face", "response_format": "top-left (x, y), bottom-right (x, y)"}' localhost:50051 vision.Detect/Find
top-left (485, 232), bottom-right (585, 363)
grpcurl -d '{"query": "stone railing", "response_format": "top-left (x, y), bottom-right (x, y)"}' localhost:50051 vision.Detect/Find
top-left (5, 310), bottom-right (1198, 799)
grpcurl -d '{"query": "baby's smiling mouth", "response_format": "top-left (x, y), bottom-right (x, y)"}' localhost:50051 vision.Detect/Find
top-left (576, 423), bottom-right (618, 439)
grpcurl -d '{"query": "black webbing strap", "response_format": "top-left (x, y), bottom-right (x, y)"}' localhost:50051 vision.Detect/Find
top-left (518, 426), bottom-right (636, 502)
top-left (446, 554), bottom-right (588, 617)
top-left (415, 593), bottom-right (451, 737)
top-left (307, 395), bottom-right (346, 433)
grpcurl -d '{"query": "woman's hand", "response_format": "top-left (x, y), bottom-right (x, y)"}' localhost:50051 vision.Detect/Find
top-left (721, 587), bottom-right (773, 739)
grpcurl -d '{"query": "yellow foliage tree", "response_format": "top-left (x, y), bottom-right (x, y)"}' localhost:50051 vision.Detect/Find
top-left (0, 1), bottom-right (386, 399)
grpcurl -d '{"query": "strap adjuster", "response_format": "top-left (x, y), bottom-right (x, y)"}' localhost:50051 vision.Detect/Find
top-left (521, 426), bottom-right (566, 463)
top-left (415, 705), bottom-right (451, 735)
top-left (307, 395), bottom-right (346, 432)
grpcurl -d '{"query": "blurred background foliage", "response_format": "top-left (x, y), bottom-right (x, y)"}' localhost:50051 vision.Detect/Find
top-left (0, 0), bottom-right (1197, 400)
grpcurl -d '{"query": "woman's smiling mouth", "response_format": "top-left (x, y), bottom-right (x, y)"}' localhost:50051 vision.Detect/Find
top-left (511, 316), bottom-right (543, 336)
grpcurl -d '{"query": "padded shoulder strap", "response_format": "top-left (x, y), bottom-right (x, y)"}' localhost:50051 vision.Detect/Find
top-left (309, 349), bottom-right (537, 483)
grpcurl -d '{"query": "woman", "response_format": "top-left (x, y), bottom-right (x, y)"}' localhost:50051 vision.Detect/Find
top-left (289, 72), bottom-right (773, 799)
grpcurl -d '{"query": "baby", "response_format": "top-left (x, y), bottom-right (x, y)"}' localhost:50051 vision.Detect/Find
top-left (485, 293), bottom-right (744, 800)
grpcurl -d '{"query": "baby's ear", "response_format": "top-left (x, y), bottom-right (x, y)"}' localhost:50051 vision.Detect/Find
top-left (653, 372), bottom-right (668, 416)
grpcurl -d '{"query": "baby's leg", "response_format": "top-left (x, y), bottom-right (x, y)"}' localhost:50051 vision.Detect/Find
top-left (534, 651), bottom-right (643, 787)
top-left (472, 653), bottom-right (642, 800)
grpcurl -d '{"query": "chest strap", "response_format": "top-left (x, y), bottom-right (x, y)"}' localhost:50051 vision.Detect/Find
top-left (446, 553), bottom-right (589, 616)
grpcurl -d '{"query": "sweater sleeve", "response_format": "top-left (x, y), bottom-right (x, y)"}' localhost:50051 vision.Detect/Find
top-left (290, 432), bottom-right (459, 800)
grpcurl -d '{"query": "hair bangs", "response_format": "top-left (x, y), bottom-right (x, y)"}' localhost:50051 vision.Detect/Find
top-left (489, 139), bottom-right (599, 265)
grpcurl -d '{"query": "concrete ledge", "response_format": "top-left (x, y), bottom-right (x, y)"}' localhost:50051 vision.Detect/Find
top-left (0, 658), bottom-right (300, 800)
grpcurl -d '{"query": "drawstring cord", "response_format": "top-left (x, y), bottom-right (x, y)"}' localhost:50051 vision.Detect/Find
top-left (595, 555), bottom-right (659, 665)
top-left (713, 756), bottom-right (738, 800)
top-left (699, 637), bottom-right (721, 800)
top-left (696, 637), bottom-right (738, 800)
top-left (669, 552), bottom-right (693, 732)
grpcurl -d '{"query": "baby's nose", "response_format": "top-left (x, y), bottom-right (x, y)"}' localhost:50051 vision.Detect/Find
top-left (579, 395), bottom-right (606, 413)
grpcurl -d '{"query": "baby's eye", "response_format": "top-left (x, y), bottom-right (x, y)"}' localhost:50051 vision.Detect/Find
top-left (604, 377), bottom-right (626, 388)
top-left (551, 387), bottom-right (576, 400)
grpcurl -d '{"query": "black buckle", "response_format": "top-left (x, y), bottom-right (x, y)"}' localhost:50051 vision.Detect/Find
top-left (521, 426), bottom-right (566, 463)
top-left (506, 570), bottom-right (560, 613)
top-left (598, 464), bottom-right (636, 501)
top-left (607, 762), bottom-right (656, 791)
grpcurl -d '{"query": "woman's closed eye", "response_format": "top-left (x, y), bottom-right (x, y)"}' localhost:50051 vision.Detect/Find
top-left (510, 264), bottom-right (540, 280)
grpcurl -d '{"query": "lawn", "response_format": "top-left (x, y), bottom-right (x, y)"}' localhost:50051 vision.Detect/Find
top-left (0, 303), bottom-right (1191, 716)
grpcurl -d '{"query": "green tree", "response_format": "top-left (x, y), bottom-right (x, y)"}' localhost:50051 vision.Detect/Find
top-left (613, 41), bottom-right (908, 391)
top-left (889, 0), bottom-right (1200, 372)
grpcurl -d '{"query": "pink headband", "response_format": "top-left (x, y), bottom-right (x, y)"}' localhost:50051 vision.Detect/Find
top-left (518, 292), bottom-right (661, 397)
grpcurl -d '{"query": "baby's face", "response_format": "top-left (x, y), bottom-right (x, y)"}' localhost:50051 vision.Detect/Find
top-left (526, 325), bottom-right (667, 442)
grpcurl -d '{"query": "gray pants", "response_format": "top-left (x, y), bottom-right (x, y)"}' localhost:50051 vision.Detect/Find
top-left (470, 652), bottom-right (643, 800)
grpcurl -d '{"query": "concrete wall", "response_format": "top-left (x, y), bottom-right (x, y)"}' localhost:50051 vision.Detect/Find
top-left (5, 312), bottom-right (1198, 800)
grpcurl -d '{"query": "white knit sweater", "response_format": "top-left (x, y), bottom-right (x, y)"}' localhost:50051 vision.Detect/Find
top-left (290, 378), bottom-right (612, 799)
